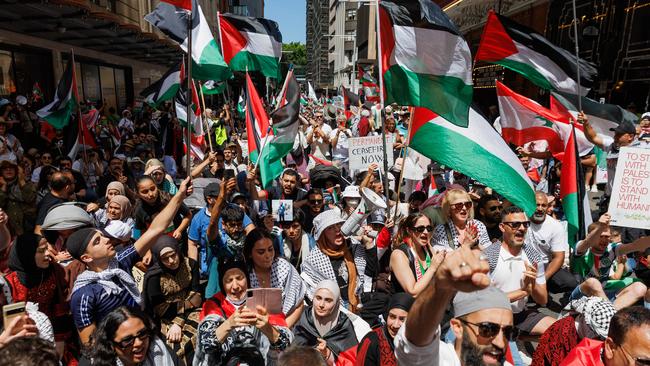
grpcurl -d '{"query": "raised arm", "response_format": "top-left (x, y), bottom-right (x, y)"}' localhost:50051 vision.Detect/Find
top-left (191, 152), bottom-right (216, 179)
top-left (581, 112), bottom-right (605, 149)
top-left (207, 178), bottom-right (236, 241)
top-left (576, 213), bottom-right (610, 256)
top-left (133, 177), bottom-right (193, 257)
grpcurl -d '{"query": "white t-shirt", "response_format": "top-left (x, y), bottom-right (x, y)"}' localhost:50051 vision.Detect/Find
top-left (490, 245), bottom-right (546, 314)
top-left (306, 123), bottom-right (332, 159)
top-left (329, 128), bottom-right (351, 160)
top-left (525, 215), bottom-right (568, 263)
top-left (394, 325), bottom-right (460, 366)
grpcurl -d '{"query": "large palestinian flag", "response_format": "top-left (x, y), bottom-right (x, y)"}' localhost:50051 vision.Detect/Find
top-left (476, 11), bottom-right (597, 95)
top-left (140, 61), bottom-right (184, 107)
top-left (410, 107), bottom-right (536, 216)
top-left (219, 13), bottom-right (282, 79)
top-left (37, 58), bottom-right (77, 129)
top-left (267, 73), bottom-right (300, 164)
top-left (561, 125), bottom-right (592, 248)
top-left (379, 0), bottom-right (473, 127)
top-left (145, 0), bottom-right (231, 81)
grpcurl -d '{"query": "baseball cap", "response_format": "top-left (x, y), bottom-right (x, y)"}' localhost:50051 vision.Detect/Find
top-left (204, 182), bottom-right (220, 197)
top-left (610, 120), bottom-right (637, 135)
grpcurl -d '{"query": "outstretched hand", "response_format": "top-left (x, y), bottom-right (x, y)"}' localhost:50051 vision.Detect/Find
top-left (434, 245), bottom-right (490, 293)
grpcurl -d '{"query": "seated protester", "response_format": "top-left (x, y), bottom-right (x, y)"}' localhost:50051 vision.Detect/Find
top-left (476, 194), bottom-right (503, 242)
top-left (203, 178), bottom-right (256, 298)
top-left (196, 256), bottom-right (292, 366)
top-left (526, 192), bottom-right (577, 301)
top-left (292, 280), bottom-right (360, 365)
top-left (279, 210), bottom-right (316, 271)
top-left (248, 168), bottom-right (308, 209)
top-left (532, 296), bottom-right (617, 366)
top-left (301, 209), bottom-right (377, 312)
top-left (35, 171), bottom-right (75, 234)
top-left (431, 188), bottom-right (491, 250)
top-left (87, 306), bottom-right (179, 366)
top-left (301, 188), bottom-right (326, 234)
top-left (558, 306), bottom-right (650, 366)
top-left (142, 236), bottom-right (202, 365)
top-left (390, 214), bottom-right (445, 296)
top-left (145, 158), bottom-right (178, 196)
top-left (570, 213), bottom-right (650, 310)
top-left (3, 233), bottom-right (72, 354)
top-left (483, 206), bottom-right (556, 336)
top-left (66, 178), bottom-right (192, 345)
top-left (243, 229), bottom-right (306, 328)
top-left (133, 176), bottom-right (191, 243)
top-left (356, 293), bottom-right (414, 366)
top-left (0, 336), bottom-right (59, 366)
top-left (86, 181), bottom-right (128, 227)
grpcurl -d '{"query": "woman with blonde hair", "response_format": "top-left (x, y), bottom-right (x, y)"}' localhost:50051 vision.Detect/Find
top-left (431, 188), bottom-right (490, 250)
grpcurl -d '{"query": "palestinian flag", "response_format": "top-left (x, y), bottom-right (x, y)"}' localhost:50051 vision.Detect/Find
top-left (308, 81), bottom-right (318, 101)
top-left (561, 125), bottom-right (591, 248)
top-left (496, 81), bottom-right (565, 154)
top-left (145, 0), bottom-right (231, 81)
top-left (219, 13), bottom-right (282, 79)
top-left (160, 0), bottom-right (190, 9)
top-left (67, 108), bottom-right (99, 159)
top-left (410, 106), bottom-right (536, 216)
top-left (37, 58), bottom-right (77, 129)
top-left (140, 61), bottom-right (184, 107)
top-left (237, 92), bottom-right (246, 118)
top-left (174, 80), bottom-right (203, 135)
top-left (476, 11), bottom-right (597, 95)
top-left (547, 94), bottom-right (596, 156)
top-left (274, 68), bottom-right (294, 108)
top-left (244, 73), bottom-right (283, 188)
top-left (201, 80), bottom-right (227, 95)
top-left (429, 173), bottom-right (439, 196)
top-left (358, 65), bottom-right (377, 84)
top-left (267, 72), bottom-right (300, 164)
top-left (379, 0), bottom-right (473, 127)
top-left (31, 82), bottom-right (43, 103)
top-left (550, 92), bottom-right (638, 138)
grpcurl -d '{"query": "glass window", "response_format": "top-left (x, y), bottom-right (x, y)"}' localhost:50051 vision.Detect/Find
top-left (82, 64), bottom-right (101, 102)
top-left (75, 62), bottom-right (84, 101)
top-left (0, 50), bottom-right (15, 97)
top-left (114, 68), bottom-right (127, 111)
top-left (100, 66), bottom-right (116, 111)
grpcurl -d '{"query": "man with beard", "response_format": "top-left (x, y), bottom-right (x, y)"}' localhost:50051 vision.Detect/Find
top-left (96, 156), bottom-right (135, 198)
top-left (301, 188), bottom-right (325, 233)
top-left (525, 191), bottom-right (577, 303)
top-left (483, 206), bottom-right (555, 336)
top-left (477, 194), bottom-right (503, 242)
top-left (357, 293), bottom-right (414, 366)
top-left (394, 242), bottom-right (514, 366)
top-left (248, 168), bottom-right (308, 208)
top-left (34, 171), bottom-right (75, 235)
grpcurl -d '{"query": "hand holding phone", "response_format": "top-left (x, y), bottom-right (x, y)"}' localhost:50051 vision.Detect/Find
top-left (246, 288), bottom-right (282, 314)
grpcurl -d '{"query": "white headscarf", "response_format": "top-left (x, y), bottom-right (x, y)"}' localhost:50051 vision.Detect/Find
top-left (312, 279), bottom-right (341, 337)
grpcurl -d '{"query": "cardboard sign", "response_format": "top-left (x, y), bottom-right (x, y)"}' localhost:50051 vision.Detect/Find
top-left (348, 135), bottom-right (394, 174)
top-left (609, 146), bottom-right (650, 230)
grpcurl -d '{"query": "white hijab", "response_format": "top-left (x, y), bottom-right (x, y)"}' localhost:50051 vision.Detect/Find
top-left (312, 279), bottom-right (341, 337)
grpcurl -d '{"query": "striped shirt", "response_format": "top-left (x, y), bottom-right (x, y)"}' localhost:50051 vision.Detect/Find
top-left (70, 245), bottom-right (141, 329)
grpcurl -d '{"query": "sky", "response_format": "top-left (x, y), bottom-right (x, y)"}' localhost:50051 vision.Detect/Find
top-left (264, 0), bottom-right (306, 44)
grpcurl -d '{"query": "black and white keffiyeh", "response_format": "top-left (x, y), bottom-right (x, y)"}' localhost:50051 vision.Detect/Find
top-left (250, 257), bottom-right (306, 315)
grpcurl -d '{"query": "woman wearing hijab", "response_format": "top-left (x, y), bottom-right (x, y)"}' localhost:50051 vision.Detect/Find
top-left (301, 209), bottom-right (377, 312)
top-left (142, 236), bottom-right (201, 365)
top-left (2, 233), bottom-right (72, 355)
top-left (145, 159), bottom-right (178, 195)
top-left (292, 280), bottom-right (359, 366)
top-left (195, 255), bottom-right (292, 366)
top-left (356, 293), bottom-right (414, 366)
top-left (87, 181), bottom-right (131, 227)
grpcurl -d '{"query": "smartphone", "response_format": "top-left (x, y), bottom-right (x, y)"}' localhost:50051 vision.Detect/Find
top-left (223, 169), bottom-right (235, 181)
top-left (246, 288), bottom-right (283, 314)
top-left (3, 302), bottom-right (26, 328)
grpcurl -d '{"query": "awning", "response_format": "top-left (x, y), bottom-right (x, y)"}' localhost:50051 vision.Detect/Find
top-left (0, 0), bottom-right (181, 66)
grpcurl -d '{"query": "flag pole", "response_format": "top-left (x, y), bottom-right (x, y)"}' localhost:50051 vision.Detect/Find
top-left (571, 0), bottom-right (583, 111)
top-left (186, 5), bottom-right (193, 179)
top-left (71, 49), bottom-right (90, 168)
top-left (375, 0), bottom-right (390, 205)
top-left (392, 107), bottom-right (414, 223)
top-left (197, 81), bottom-right (214, 152)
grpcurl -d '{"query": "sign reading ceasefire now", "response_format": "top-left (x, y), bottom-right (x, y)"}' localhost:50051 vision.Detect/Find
top-left (348, 135), bottom-right (394, 174)
top-left (609, 146), bottom-right (650, 230)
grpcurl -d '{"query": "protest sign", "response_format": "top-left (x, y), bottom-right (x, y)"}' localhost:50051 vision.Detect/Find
top-left (609, 146), bottom-right (650, 230)
top-left (348, 135), bottom-right (394, 174)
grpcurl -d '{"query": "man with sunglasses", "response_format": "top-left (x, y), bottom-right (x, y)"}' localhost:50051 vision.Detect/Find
top-left (525, 191), bottom-right (577, 304)
top-left (477, 194), bottom-right (504, 242)
top-left (560, 306), bottom-right (650, 366)
top-left (483, 206), bottom-right (556, 336)
top-left (301, 188), bottom-right (325, 233)
top-left (394, 243), bottom-right (514, 366)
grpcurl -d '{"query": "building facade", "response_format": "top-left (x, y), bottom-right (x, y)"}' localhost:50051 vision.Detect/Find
top-left (329, 0), bottom-right (358, 91)
top-left (306, 0), bottom-right (333, 89)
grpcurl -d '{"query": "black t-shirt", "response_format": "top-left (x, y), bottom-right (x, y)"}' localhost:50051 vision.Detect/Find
top-left (485, 224), bottom-right (502, 242)
top-left (36, 192), bottom-right (65, 225)
top-left (70, 170), bottom-right (87, 192)
top-left (331, 257), bottom-right (349, 302)
top-left (267, 186), bottom-right (307, 202)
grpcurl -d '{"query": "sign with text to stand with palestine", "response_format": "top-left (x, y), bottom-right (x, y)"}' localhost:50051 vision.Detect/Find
top-left (609, 146), bottom-right (650, 230)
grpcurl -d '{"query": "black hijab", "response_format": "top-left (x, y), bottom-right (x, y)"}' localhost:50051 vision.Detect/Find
top-left (8, 233), bottom-right (51, 288)
top-left (293, 308), bottom-right (358, 358)
top-left (142, 235), bottom-right (182, 311)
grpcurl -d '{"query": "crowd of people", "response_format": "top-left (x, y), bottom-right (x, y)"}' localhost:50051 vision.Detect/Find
top-left (0, 91), bottom-right (648, 366)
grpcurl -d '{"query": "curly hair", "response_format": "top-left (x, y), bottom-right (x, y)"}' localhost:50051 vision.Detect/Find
top-left (87, 306), bottom-right (156, 366)
top-left (393, 213), bottom-right (431, 249)
top-left (0, 337), bottom-right (59, 366)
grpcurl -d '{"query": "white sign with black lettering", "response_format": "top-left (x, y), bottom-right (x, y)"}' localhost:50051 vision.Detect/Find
top-left (348, 135), bottom-right (394, 174)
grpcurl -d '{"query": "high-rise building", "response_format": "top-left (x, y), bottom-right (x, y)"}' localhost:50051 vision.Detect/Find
top-left (306, 0), bottom-right (332, 89)
top-left (330, 0), bottom-right (358, 91)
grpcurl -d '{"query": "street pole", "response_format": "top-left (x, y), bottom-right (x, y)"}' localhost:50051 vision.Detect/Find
top-left (186, 6), bottom-right (193, 178)
top-left (374, 0), bottom-right (390, 205)
top-left (571, 0), bottom-right (583, 111)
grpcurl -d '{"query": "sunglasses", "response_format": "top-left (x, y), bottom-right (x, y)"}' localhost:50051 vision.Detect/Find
top-left (489, 205), bottom-right (503, 212)
top-left (412, 225), bottom-right (434, 233)
top-left (459, 319), bottom-right (518, 341)
top-left (451, 202), bottom-right (472, 211)
top-left (503, 221), bottom-right (530, 229)
top-left (113, 328), bottom-right (150, 349)
top-left (309, 199), bottom-right (323, 204)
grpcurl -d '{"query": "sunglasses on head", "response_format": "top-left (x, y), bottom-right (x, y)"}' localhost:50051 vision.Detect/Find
top-left (113, 328), bottom-right (150, 349)
top-left (412, 225), bottom-right (434, 233)
top-left (459, 319), bottom-right (518, 341)
top-left (503, 221), bottom-right (530, 229)
top-left (451, 202), bottom-right (472, 211)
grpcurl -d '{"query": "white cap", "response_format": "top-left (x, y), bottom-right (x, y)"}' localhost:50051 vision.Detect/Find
top-left (103, 220), bottom-right (133, 241)
top-left (312, 208), bottom-right (345, 241)
top-left (341, 185), bottom-right (361, 199)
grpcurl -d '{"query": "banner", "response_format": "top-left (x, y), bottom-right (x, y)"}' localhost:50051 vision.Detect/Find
top-left (348, 135), bottom-right (394, 174)
top-left (609, 146), bottom-right (650, 230)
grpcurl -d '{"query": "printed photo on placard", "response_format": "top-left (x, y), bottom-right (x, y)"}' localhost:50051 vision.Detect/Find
top-left (272, 199), bottom-right (293, 222)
